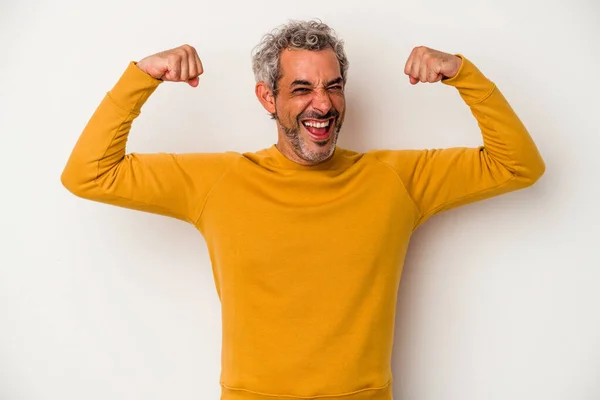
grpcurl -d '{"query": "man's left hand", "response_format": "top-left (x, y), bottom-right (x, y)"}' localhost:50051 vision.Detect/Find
top-left (404, 46), bottom-right (462, 85)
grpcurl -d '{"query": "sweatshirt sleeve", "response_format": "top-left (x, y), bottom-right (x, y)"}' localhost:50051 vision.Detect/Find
top-left (60, 61), bottom-right (237, 225)
top-left (374, 54), bottom-right (545, 229)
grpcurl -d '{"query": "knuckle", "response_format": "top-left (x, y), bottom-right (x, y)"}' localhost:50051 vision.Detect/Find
top-left (181, 44), bottom-right (196, 54)
top-left (418, 46), bottom-right (430, 55)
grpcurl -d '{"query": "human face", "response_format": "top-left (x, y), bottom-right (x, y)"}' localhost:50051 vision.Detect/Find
top-left (272, 48), bottom-right (346, 165)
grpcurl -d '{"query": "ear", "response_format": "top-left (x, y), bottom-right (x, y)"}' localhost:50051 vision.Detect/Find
top-left (255, 81), bottom-right (277, 115)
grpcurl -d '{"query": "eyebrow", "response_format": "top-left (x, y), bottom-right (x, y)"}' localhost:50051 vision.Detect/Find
top-left (290, 79), bottom-right (312, 87)
top-left (290, 77), bottom-right (343, 88)
top-left (326, 77), bottom-right (343, 86)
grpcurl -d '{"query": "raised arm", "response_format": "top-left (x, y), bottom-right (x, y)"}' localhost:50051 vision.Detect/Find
top-left (61, 45), bottom-right (236, 224)
top-left (374, 47), bottom-right (545, 229)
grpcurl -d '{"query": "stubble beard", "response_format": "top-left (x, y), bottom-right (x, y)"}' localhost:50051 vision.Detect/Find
top-left (276, 112), bottom-right (343, 164)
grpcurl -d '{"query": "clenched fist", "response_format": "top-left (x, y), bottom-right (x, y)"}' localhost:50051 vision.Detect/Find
top-left (404, 46), bottom-right (462, 85)
top-left (136, 44), bottom-right (203, 87)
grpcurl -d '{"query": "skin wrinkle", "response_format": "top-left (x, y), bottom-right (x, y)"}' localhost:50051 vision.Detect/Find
top-left (251, 21), bottom-right (350, 165)
top-left (267, 48), bottom-right (347, 165)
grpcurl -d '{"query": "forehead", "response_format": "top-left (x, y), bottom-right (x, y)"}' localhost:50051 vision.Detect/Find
top-left (279, 48), bottom-right (341, 84)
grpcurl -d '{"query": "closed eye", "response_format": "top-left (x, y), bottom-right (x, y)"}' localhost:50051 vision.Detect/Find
top-left (293, 88), bottom-right (311, 94)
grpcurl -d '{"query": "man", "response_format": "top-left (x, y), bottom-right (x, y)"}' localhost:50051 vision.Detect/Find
top-left (61, 20), bottom-right (544, 400)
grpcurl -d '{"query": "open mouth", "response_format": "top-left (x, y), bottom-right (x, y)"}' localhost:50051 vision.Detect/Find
top-left (301, 118), bottom-right (335, 142)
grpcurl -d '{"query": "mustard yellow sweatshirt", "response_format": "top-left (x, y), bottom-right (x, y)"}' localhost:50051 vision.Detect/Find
top-left (61, 55), bottom-right (544, 400)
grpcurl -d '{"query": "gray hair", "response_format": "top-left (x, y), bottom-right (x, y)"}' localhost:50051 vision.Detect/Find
top-left (251, 19), bottom-right (349, 96)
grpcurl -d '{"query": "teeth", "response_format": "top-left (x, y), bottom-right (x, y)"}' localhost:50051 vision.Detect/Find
top-left (303, 120), bottom-right (330, 128)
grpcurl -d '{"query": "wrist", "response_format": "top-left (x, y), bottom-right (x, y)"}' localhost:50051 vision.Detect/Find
top-left (442, 54), bottom-right (464, 81)
top-left (444, 55), bottom-right (463, 79)
top-left (134, 60), bottom-right (148, 74)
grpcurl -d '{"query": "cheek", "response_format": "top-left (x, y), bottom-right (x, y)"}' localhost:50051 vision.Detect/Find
top-left (332, 95), bottom-right (345, 112)
top-left (283, 100), bottom-right (311, 120)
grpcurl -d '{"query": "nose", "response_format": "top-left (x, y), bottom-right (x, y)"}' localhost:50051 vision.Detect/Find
top-left (311, 88), bottom-right (332, 115)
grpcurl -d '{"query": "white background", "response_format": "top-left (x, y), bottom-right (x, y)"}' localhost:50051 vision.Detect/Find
top-left (1, 1), bottom-right (599, 399)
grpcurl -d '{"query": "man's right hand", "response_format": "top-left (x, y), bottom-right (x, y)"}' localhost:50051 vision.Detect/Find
top-left (136, 44), bottom-right (203, 87)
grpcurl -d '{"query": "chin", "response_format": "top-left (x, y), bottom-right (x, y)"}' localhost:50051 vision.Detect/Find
top-left (297, 134), bottom-right (337, 163)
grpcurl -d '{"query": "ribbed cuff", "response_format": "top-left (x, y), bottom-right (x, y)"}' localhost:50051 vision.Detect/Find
top-left (442, 54), bottom-right (496, 105)
top-left (107, 61), bottom-right (162, 113)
